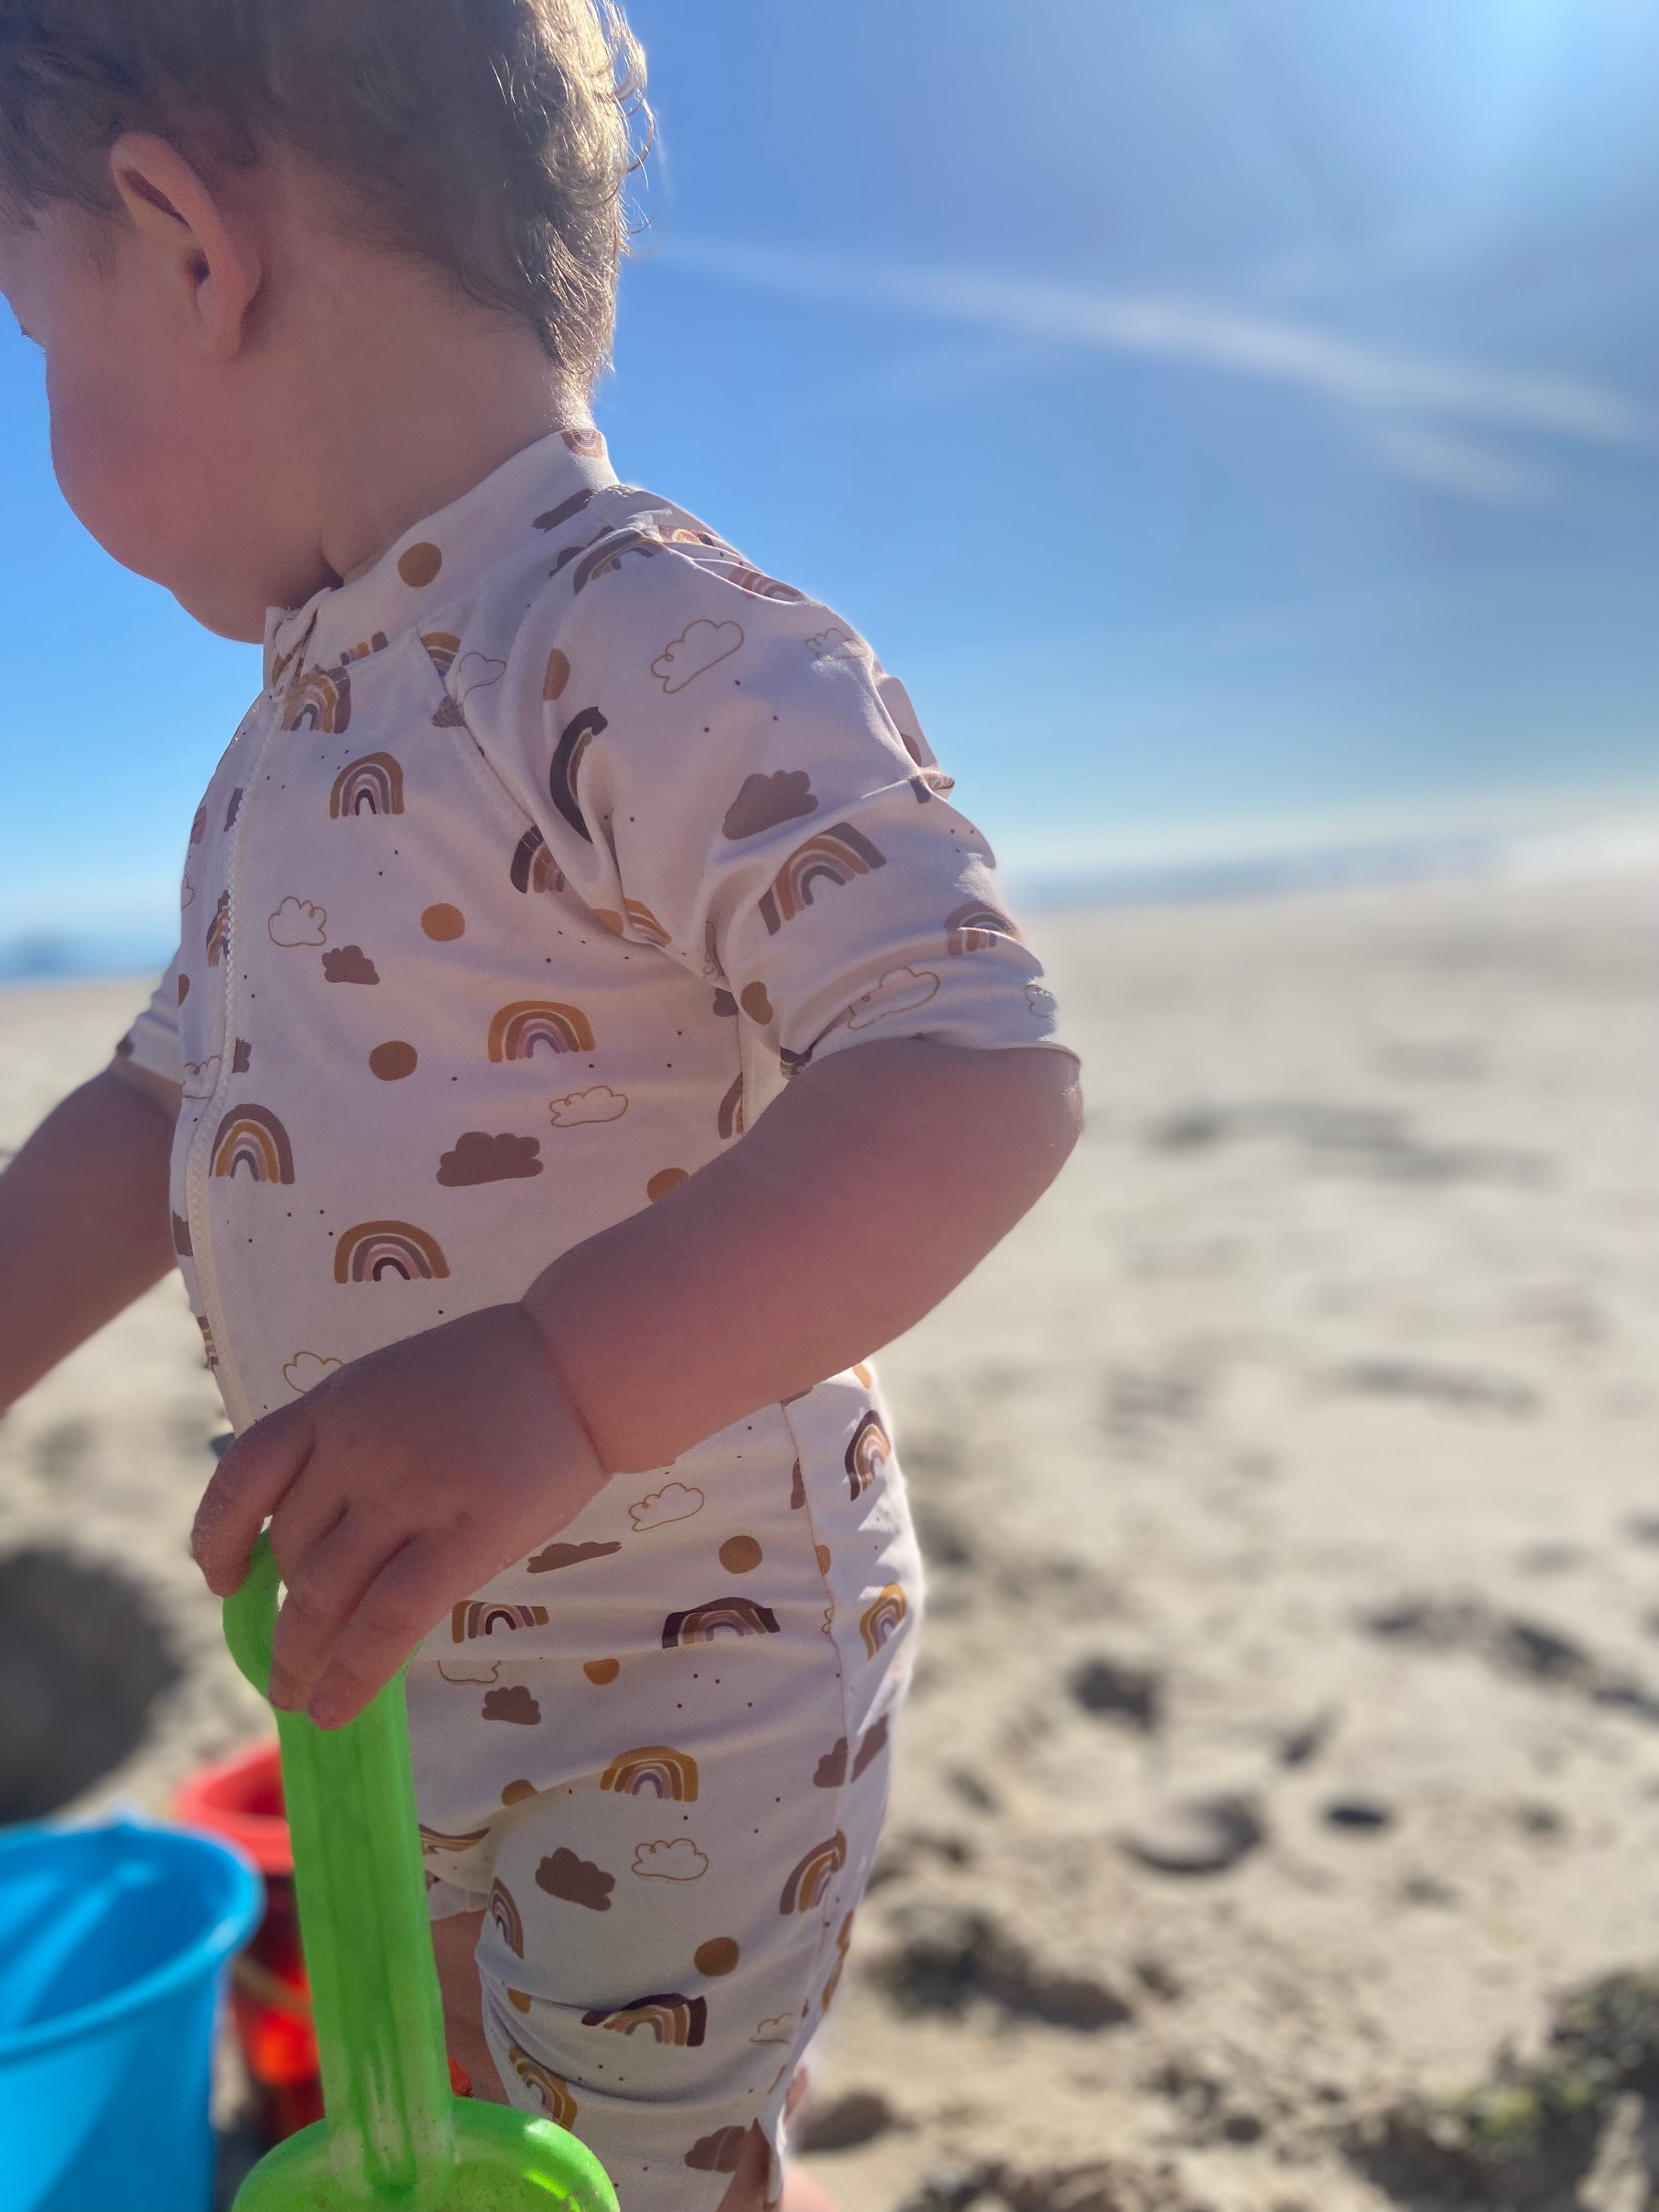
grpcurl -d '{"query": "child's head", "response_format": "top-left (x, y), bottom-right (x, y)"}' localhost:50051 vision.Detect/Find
top-left (0, 0), bottom-right (645, 636)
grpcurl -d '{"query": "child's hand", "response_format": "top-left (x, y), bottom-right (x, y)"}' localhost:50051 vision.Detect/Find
top-left (191, 1304), bottom-right (607, 1728)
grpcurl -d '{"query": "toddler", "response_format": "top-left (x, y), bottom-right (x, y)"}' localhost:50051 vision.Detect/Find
top-left (0, 4), bottom-right (1080, 2206)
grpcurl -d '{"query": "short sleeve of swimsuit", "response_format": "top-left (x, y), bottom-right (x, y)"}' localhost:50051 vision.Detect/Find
top-left (116, 950), bottom-right (186, 1087)
top-left (460, 533), bottom-right (1069, 1088)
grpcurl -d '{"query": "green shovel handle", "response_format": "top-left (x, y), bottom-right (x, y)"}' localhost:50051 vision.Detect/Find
top-left (223, 1536), bottom-right (619, 2211)
top-left (222, 1525), bottom-right (283, 1700)
top-left (224, 1533), bottom-right (458, 2207)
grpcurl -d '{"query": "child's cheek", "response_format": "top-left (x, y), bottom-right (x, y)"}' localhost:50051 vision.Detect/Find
top-left (46, 346), bottom-right (173, 583)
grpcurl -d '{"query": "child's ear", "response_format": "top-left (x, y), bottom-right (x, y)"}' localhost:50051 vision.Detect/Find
top-left (107, 133), bottom-right (261, 363)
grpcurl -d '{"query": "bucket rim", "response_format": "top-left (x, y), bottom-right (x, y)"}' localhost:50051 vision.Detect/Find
top-left (0, 1816), bottom-right (262, 2062)
top-left (173, 1736), bottom-right (292, 1875)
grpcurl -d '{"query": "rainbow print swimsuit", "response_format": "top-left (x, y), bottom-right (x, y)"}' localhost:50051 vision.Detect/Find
top-left (120, 426), bottom-right (1068, 2208)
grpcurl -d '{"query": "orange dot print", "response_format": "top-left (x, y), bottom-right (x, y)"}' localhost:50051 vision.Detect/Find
top-left (739, 982), bottom-right (774, 1024)
top-left (583, 1658), bottom-right (620, 1685)
top-left (815, 1545), bottom-right (831, 1575)
top-left (177, 972), bottom-right (190, 1002)
top-left (647, 1168), bottom-right (689, 1203)
top-left (501, 1779), bottom-right (537, 1807)
top-left (694, 1938), bottom-right (740, 1978)
top-left (719, 1536), bottom-right (763, 1575)
top-left (543, 648), bottom-right (571, 701)
top-left (507, 1989), bottom-right (533, 2014)
top-left (369, 1040), bottom-right (418, 1081)
top-left (397, 541), bottom-right (443, 588)
top-left (421, 902), bottom-right (465, 941)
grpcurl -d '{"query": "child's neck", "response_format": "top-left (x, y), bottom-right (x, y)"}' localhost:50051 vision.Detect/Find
top-left (280, 239), bottom-right (574, 602)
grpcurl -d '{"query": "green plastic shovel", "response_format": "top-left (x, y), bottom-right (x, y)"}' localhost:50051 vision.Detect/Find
top-left (223, 1533), bottom-right (618, 2211)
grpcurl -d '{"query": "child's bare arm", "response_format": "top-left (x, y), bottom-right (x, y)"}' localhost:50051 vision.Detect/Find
top-left (529, 1039), bottom-right (1081, 1471)
top-left (0, 1060), bottom-right (179, 1412)
top-left (193, 1041), bottom-right (1079, 1725)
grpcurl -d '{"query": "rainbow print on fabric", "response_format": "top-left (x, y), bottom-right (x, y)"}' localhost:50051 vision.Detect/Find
top-left (505, 2043), bottom-right (577, 2127)
top-left (821, 1910), bottom-right (855, 2012)
top-left (580, 1993), bottom-right (708, 2048)
top-left (661, 1596), bottom-right (781, 1649)
top-left (778, 1832), bottom-right (847, 1916)
top-left (210, 1104), bottom-right (295, 1185)
top-left (421, 630), bottom-right (461, 675)
top-left (329, 751), bottom-right (404, 818)
top-left (548, 705), bottom-right (607, 841)
top-left (205, 889), bottom-right (230, 968)
top-left (489, 1878), bottom-right (525, 1957)
top-left (723, 564), bottom-right (806, 603)
top-left (945, 898), bottom-right (1019, 955)
top-left (283, 664), bottom-right (352, 735)
top-left (533, 486), bottom-right (597, 534)
top-left (419, 1824), bottom-right (491, 1856)
top-left (333, 1219), bottom-right (449, 1283)
top-left (450, 1600), bottom-right (549, 1643)
top-left (844, 1410), bottom-right (891, 1499)
top-left (196, 1313), bottom-right (219, 1372)
top-left (600, 1746), bottom-right (701, 1802)
top-left (859, 1582), bottom-right (909, 1659)
top-left (509, 826), bottom-right (565, 896)
top-left (623, 899), bottom-right (670, 947)
top-left (758, 823), bottom-right (885, 935)
top-left (486, 1000), bottom-right (595, 1061)
top-left (717, 1073), bottom-right (745, 1142)
top-left (569, 528), bottom-right (662, 596)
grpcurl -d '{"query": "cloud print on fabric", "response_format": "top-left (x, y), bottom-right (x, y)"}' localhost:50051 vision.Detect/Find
top-left (651, 618), bottom-right (743, 692)
top-left (528, 1540), bottom-right (623, 1573)
top-left (844, 965), bottom-right (939, 1031)
top-left (535, 1847), bottom-right (614, 1911)
top-left (686, 2130), bottom-right (747, 2175)
top-left (432, 650), bottom-right (508, 725)
top-left (268, 896), bottom-right (326, 947)
top-left (632, 1838), bottom-right (709, 1882)
top-left (629, 1481), bottom-right (704, 1531)
top-left (806, 627), bottom-right (863, 663)
top-left (482, 1684), bottom-right (541, 1725)
top-left (547, 1085), bottom-right (628, 1128)
top-left (283, 1351), bottom-right (342, 1395)
top-left (321, 944), bottom-right (379, 984)
top-left (437, 1131), bottom-right (544, 1185)
top-left (723, 769), bottom-right (817, 840)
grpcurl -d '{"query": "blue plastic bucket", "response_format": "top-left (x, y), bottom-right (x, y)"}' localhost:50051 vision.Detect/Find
top-left (0, 1818), bottom-right (261, 2211)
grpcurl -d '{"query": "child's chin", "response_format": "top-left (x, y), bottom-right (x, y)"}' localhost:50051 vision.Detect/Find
top-left (151, 566), bottom-right (267, 646)
top-left (168, 579), bottom-right (268, 643)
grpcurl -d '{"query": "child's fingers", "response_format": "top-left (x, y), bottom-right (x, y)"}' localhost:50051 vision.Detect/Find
top-left (266, 1507), bottom-right (387, 1708)
top-left (191, 1401), bottom-right (315, 1594)
top-left (305, 1534), bottom-right (456, 1729)
top-left (266, 1471), bottom-right (351, 1590)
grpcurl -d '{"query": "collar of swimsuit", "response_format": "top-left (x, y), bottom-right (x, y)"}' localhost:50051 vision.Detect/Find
top-left (260, 424), bottom-right (619, 696)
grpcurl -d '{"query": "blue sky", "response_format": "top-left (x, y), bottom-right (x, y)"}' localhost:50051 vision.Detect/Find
top-left (1, 0), bottom-right (1655, 964)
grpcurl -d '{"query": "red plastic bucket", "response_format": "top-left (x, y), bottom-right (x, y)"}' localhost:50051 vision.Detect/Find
top-left (174, 1742), bottom-right (321, 2141)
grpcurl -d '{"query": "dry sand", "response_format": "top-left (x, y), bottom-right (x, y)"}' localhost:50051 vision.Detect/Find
top-left (3, 864), bottom-right (1657, 2212)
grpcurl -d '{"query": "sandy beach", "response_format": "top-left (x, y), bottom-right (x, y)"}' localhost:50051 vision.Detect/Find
top-left (3, 861), bottom-right (1657, 2212)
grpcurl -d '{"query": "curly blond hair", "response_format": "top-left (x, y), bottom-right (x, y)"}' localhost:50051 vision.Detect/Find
top-left (0, 0), bottom-right (649, 396)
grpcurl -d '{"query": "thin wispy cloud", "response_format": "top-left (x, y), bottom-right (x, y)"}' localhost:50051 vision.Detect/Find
top-left (1370, 426), bottom-right (1555, 509)
top-left (669, 240), bottom-right (1657, 499)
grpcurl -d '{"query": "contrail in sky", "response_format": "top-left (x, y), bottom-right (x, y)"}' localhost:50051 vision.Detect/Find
top-left (668, 239), bottom-right (1656, 453)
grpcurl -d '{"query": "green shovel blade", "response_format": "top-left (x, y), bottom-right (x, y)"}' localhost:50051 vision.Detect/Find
top-left (223, 1534), bottom-right (617, 2211)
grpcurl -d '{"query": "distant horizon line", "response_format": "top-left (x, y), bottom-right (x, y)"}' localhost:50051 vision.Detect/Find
top-left (6, 807), bottom-right (1656, 985)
